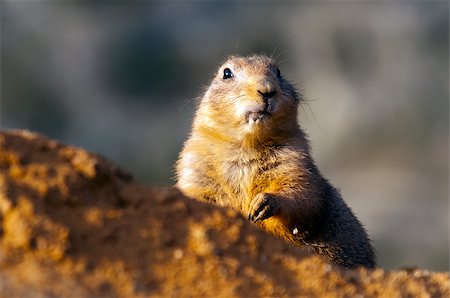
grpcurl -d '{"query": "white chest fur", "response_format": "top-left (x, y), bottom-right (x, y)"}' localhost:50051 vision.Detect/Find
top-left (222, 161), bottom-right (253, 195)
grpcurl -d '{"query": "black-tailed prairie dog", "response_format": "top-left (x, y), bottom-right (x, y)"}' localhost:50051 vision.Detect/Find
top-left (176, 55), bottom-right (375, 268)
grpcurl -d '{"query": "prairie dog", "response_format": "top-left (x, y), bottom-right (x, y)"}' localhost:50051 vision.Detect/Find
top-left (176, 55), bottom-right (375, 268)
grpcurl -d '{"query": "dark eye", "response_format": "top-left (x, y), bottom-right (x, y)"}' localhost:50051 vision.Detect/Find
top-left (223, 68), bottom-right (233, 79)
top-left (276, 67), bottom-right (281, 77)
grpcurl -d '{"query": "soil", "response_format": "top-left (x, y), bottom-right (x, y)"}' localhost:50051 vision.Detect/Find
top-left (0, 130), bottom-right (448, 298)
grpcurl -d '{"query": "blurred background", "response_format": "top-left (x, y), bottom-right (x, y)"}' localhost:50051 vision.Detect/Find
top-left (1, 1), bottom-right (448, 271)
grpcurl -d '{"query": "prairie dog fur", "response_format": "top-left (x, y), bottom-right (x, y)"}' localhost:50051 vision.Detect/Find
top-left (176, 55), bottom-right (375, 268)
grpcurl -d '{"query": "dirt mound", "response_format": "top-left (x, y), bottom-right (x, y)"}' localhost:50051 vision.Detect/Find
top-left (0, 130), bottom-right (448, 297)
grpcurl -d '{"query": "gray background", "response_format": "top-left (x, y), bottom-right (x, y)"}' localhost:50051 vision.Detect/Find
top-left (2, 1), bottom-right (448, 270)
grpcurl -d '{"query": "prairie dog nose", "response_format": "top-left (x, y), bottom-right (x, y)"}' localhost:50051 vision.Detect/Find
top-left (258, 89), bottom-right (276, 99)
top-left (257, 81), bottom-right (276, 98)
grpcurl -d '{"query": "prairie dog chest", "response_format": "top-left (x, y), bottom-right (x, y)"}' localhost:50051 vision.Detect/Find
top-left (222, 161), bottom-right (254, 194)
top-left (221, 155), bottom-right (271, 197)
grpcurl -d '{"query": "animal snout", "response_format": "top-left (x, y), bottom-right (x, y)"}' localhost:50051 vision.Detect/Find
top-left (257, 87), bottom-right (276, 113)
top-left (246, 109), bottom-right (265, 122)
top-left (257, 80), bottom-right (276, 99)
top-left (244, 102), bottom-right (272, 122)
top-left (258, 89), bottom-right (276, 99)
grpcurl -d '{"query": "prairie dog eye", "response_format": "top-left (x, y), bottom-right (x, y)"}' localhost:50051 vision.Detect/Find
top-left (223, 68), bottom-right (234, 79)
top-left (276, 67), bottom-right (281, 77)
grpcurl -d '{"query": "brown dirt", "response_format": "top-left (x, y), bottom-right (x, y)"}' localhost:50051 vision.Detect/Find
top-left (0, 130), bottom-right (448, 298)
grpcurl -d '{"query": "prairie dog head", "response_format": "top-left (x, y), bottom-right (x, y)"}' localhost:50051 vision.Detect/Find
top-left (194, 55), bottom-right (300, 144)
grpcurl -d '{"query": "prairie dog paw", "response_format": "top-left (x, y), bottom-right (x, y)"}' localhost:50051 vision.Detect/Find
top-left (248, 193), bottom-right (280, 223)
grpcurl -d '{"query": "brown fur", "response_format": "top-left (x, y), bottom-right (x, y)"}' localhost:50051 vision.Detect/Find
top-left (176, 55), bottom-right (375, 268)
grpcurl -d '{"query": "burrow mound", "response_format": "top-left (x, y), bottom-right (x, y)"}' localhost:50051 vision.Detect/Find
top-left (0, 130), bottom-right (448, 297)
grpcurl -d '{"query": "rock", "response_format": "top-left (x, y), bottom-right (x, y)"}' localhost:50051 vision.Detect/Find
top-left (0, 130), bottom-right (448, 297)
